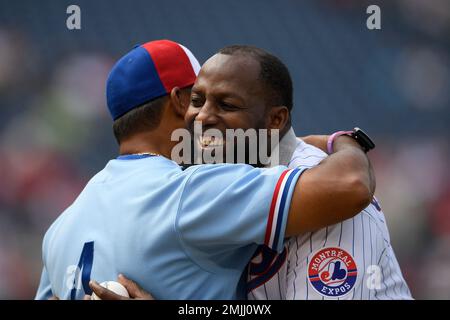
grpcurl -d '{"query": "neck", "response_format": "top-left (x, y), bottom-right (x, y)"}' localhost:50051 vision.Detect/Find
top-left (266, 126), bottom-right (297, 167)
top-left (278, 127), bottom-right (298, 166)
top-left (119, 131), bottom-right (173, 159)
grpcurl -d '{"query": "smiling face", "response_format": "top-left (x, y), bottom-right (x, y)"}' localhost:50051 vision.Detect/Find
top-left (185, 53), bottom-right (270, 162)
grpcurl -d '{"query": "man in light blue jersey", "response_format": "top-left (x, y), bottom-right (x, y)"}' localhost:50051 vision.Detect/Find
top-left (93, 45), bottom-right (411, 300)
top-left (36, 40), bottom-right (375, 300)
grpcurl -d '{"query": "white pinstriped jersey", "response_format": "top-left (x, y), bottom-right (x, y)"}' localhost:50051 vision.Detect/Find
top-left (248, 139), bottom-right (412, 300)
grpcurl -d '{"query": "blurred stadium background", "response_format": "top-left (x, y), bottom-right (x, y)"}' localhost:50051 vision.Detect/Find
top-left (0, 0), bottom-right (449, 299)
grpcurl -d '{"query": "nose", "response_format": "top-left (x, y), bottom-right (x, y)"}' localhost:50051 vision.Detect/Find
top-left (194, 102), bottom-right (219, 127)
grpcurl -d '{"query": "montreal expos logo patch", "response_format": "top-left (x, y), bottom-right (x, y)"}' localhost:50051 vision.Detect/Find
top-left (308, 247), bottom-right (357, 298)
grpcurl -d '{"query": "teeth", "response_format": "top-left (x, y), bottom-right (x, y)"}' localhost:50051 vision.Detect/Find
top-left (198, 136), bottom-right (224, 148)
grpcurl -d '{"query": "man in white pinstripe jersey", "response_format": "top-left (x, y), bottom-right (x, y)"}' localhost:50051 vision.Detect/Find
top-left (186, 45), bottom-right (412, 300)
top-left (215, 47), bottom-right (413, 300)
top-left (181, 46), bottom-right (411, 299)
top-left (89, 44), bottom-right (412, 300)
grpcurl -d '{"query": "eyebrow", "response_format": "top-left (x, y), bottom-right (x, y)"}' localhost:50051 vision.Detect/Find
top-left (219, 92), bottom-right (245, 104)
top-left (192, 84), bottom-right (246, 105)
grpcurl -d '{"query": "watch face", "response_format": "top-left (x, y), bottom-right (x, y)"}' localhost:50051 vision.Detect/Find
top-left (354, 128), bottom-right (375, 151)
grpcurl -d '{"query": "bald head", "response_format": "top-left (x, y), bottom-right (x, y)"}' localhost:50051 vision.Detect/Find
top-left (217, 45), bottom-right (293, 111)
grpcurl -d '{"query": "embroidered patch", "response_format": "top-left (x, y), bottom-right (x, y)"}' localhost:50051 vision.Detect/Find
top-left (308, 247), bottom-right (357, 298)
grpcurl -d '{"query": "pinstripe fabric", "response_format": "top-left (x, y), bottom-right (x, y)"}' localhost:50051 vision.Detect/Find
top-left (248, 138), bottom-right (412, 300)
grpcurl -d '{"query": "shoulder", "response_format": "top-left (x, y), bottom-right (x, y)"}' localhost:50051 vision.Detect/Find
top-left (41, 206), bottom-right (73, 259)
top-left (289, 139), bottom-right (327, 168)
top-left (178, 163), bottom-right (290, 204)
top-left (183, 163), bottom-right (274, 180)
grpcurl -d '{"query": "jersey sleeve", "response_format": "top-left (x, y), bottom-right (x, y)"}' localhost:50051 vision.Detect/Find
top-left (35, 226), bottom-right (55, 300)
top-left (35, 266), bottom-right (53, 300)
top-left (176, 164), bottom-right (307, 254)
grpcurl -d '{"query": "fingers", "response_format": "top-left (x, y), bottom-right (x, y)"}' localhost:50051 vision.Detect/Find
top-left (117, 274), bottom-right (154, 300)
top-left (117, 274), bottom-right (141, 298)
top-left (89, 280), bottom-right (129, 300)
top-left (48, 295), bottom-right (59, 300)
top-left (88, 275), bottom-right (155, 300)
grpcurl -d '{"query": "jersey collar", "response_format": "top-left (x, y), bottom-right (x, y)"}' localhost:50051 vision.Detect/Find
top-left (116, 154), bottom-right (157, 160)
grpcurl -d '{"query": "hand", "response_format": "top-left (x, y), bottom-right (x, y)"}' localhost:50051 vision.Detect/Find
top-left (88, 274), bottom-right (154, 300)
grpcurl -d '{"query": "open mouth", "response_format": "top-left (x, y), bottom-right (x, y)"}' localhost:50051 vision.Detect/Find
top-left (197, 135), bottom-right (225, 149)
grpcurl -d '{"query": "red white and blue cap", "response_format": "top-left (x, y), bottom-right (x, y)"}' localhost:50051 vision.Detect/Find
top-left (106, 40), bottom-right (201, 120)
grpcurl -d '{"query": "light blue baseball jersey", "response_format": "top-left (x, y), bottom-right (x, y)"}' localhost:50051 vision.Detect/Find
top-left (35, 154), bottom-right (306, 300)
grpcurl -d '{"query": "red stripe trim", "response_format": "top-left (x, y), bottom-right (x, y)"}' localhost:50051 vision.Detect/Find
top-left (142, 40), bottom-right (196, 93)
top-left (264, 170), bottom-right (290, 246)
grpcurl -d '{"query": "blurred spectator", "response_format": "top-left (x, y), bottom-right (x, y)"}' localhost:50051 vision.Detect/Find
top-left (395, 47), bottom-right (449, 111)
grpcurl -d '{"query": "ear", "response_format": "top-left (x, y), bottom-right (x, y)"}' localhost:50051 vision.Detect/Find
top-left (170, 86), bottom-right (190, 118)
top-left (266, 106), bottom-right (290, 132)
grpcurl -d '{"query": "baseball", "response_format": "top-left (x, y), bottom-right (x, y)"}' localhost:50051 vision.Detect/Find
top-left (91, 281), bottom-right (130, 300)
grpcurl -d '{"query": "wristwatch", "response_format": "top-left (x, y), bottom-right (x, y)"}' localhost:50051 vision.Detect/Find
top-left (327, 127), bottom-right (375, 154)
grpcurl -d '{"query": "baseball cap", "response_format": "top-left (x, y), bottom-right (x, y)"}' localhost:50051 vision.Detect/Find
top-left (106, 40), bottom-right (201, 120)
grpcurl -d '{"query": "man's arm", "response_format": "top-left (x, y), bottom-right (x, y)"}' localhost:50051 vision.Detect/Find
top-left (286, 135), bottom-right (375, 236)
top-left (301, 134), bottom-right (376, 199)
